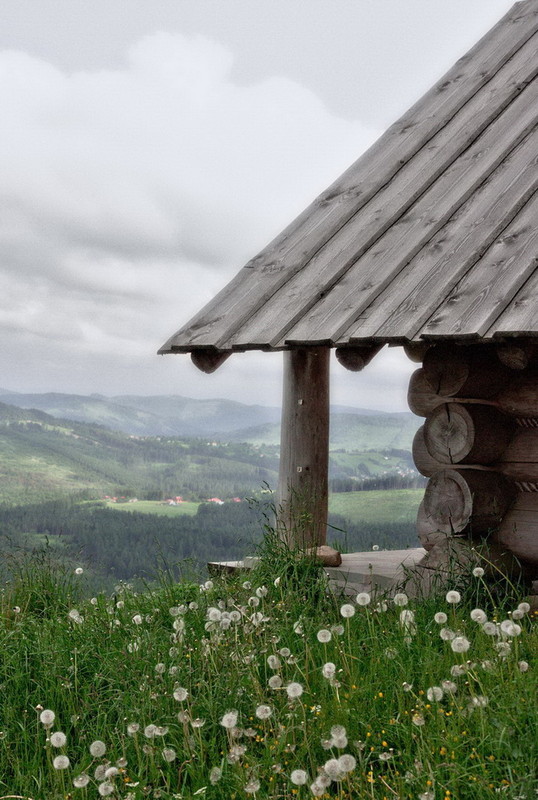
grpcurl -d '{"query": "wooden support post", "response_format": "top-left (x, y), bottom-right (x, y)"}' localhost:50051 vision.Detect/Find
top-left (277, 347), bottom-right (330, 549)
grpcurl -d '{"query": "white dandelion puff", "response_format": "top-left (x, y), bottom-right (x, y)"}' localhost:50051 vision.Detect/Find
top-left (245, 778), bottom-right (261, 794)
top-left (267, 654), bottom-right (281, 669)
top-left (39, 709), bottom-right (55, 727)
top-left (74, 567), bottom-right (84, 575)
top-left (356, 592), bottom-right (371, 606)
top-left (445, 590), bottom-right (461, 604)
top-left (173, 687), bottom-right (188, 702)
top-left (322, 662), bottom-right (336, 679)
top-left (316, 629), bottom-right (332, 643)
top-left (393, 593), bottom-right (409, 607)
top-left (518, 660), bottom-right (529, 672)
top-left (470, 609), bottom-right (488, 623)
top-left (132, 614), bottom-right (143, 625)
top-left (210, 766), bottom-right (222, 784)
top-left (53, 755), bottom-right (70, 770)
top-left (426, 686), bottom-right (444, 702)
top-left (434, 611), bottom-right (448, 624)
top-left (50, 731), bottom-right (67, 748)
top-left (286, 681), bottom-right (304, 698)
top-left (89, 740), bottom-right (106, 757)
top-left (220, 710), bottom-right (239, 729)
top-left (268, 675), bottom-right (282, 689)
top-left (451, 636), bottom-right (470, 653)
top-left (98, 783), bottom-right (114, 797)
top-left (290, 769), bottom-right (308, 785)
top-left (162, 747), bottom-right (177, 762)
top-left (127, 722), bottom-right (139, 735)
top-left (472, 566), bottom-right (484, 577)
top-left (255, 704), bottom-right (272, 720)
top-left (73, 773), bottom-right (90, 788)
top-left (340, 603), bottom-right (355, 618)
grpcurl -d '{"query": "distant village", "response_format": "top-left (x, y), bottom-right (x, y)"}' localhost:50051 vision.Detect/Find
top-left (103, 495), bottom-right (243, 505)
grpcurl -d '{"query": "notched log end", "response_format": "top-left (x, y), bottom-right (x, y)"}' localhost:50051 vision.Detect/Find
top-left (335, 344), bottom-right (383, 372)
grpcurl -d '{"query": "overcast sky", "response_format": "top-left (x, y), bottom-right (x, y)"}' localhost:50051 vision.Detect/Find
top-left (0, 0), bottom-right (515, 410)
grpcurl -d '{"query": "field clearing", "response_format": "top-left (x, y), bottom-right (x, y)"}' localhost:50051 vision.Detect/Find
top-left (104, 499), bottom-right (200, 516)
top-left (329, 488), bottom-right (424, 524)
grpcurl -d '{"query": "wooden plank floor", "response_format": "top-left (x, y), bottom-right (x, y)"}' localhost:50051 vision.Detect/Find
top-left (208, 548), bottom-right (427, 596)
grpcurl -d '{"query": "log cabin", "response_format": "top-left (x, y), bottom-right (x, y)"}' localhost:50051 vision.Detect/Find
top-left (160, 0), bottom-right (538, 583)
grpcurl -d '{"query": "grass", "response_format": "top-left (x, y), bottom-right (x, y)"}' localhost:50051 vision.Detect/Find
top-left (103, 500), bottom-right (200, 517)
top-left (0, 538), bottom-right (536, 800)
top-left (329, 489), bottom-right (424, 525)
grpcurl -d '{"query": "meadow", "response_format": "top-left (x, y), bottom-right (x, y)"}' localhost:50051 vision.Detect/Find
top-left (0, 535), bottom-right (536, 800)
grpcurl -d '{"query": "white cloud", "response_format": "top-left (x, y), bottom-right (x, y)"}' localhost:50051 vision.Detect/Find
top-left (0, 32), bottom-right (384, 402)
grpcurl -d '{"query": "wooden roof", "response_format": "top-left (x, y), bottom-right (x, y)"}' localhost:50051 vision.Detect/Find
top-left (160, 0), bottom-right (538, 358)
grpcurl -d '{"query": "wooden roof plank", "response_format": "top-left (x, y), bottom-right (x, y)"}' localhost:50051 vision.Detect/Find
top-left (273, 84), bottom-right (538, 347)
top-left (416, 193), bottom-right (538, 339)
top-left (486, 268), bottom-right (538, 337)
top-left (341, 127), bottom-right (538, 343)
top-left (233, 56), bottom-right (538, 350)
top-left (160, 1), bottom-right (538, 353)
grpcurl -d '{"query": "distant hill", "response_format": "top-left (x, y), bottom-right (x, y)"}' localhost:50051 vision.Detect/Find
top-left (0, 390), bottom-right (401, 440)
top-left (227, 411), bottom-right (419, 450)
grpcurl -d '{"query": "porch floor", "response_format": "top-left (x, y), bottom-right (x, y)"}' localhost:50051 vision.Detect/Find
top-left (208, 547), bottom-right (427, 597)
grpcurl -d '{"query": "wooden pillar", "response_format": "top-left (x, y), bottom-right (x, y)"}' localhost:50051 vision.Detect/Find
top-left (277, 347), bottom-right (330, 548)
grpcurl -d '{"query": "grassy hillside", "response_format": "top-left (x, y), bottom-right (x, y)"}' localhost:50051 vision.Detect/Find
top-left (0, 550), bottom-right (535, 798)
top-left (329, 489), bottom-right (424, 525)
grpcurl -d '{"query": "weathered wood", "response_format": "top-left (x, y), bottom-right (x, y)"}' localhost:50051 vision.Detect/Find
top-left (224, 31), bottom-right (538, 351)
top-left (496, 339), bottom-right (537, 370)
top-left (488, 265), bottom-right (538, 337)
top-left (334, 345), bottom-right (383, 371)
top-left (423, 403), bottom-right (515, 465)
top-left (277, 347), bottom-right (330, 548)
top-left (403, 342), bottom-right (431, 363)
top-left (423, 468), bottom-right (516, 534)
top-left (283, 79), bottom-right (538, 348)
top-left (422, 344), bottom-right (509, 398)
top-left (190, 349), bottom-right (231, 374)
top-left (414, 425), bottom-right (538, 482)
top-left (495, 368), bottom-right (538, 417)
top-left (408, 368), bottom-right (452, 416)
top-left (416, 499), bottom-right (445, 551)
top-left (492, 492), bottom-right (538, 565)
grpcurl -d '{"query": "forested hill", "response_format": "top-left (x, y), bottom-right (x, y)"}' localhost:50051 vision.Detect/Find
top-left (0, 402), bottom-right (279, 505)
top-left (0, 389), bottom-right (408, 439)
top-left (0, 400), bottom-right (422, 505)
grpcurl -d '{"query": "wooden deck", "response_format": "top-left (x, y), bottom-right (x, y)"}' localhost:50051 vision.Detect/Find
top-left (208, 547), bottom-right (427, 597)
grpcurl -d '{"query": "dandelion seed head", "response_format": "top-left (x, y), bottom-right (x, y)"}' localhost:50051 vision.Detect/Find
top-left (39, 709), bottom-right (55, 727)
top-left (517, 601), bottom-right (530, 614)
top-left (500, 619), bottom-right (521, 637)
top-left (471, 695), bottom-right (488, 707)
top-left (94, 764), bottom-right (107, 781)
top-left (482, 621), bottom-right (498, 636)
top-left (393, 593), bottom-right (409, 607)
top-left (356, 592), bottom-right (371, 606)
top-left (446, 590), bottom-right (461, 604)
top-left (255, 704), bottom-right (272, 720)
top-left (372, 544), bottom-right (379, 551)
top-left (450, 664), bottom-right (466, 677)
top-left (470, 608), bottom-right (487, 623)
top-left (89, 739), bottom-right (106, 757)
top-left (173, 687), bottom-right (188, 702)
top-left (74, 567), bottom-right (84, 575)
top-left (268, 675), bottom-right (282, 689)
top-left (495, 641), bottom-right (511, 657)
top-left (210, 766), bottom-right (222, 784)
top-left (290, 769), bottom-right (308, 785)
top-left (441, 680), bottom-right (457, 693)
top-left (73, 773), bottom-right (90, 787)
top-left (53, 754), bottom-right (70, 770)
top-left (440, 627), bottom-right (455, 641)
top-left (245, 778), bottom-right (260, 794)
top-left (434, 611), bottom-right (447, 624)
top-left (50, 731), bottom-right (67, 747)
top-left (256, 585), bottom-right (268, 598)
top-left (98, 783), bottom-right (114, 797)
top-left (267, 654), bottom-right (281, 669)
top-left (316, 628), bottom-right (332, 643)
top-left (286, 681), bottom-right (303, 698)
top-left (451, 636), bottom-right (470, 653)
top-left (127, 722), bottom-right (139, 735)
top-left (162, 747), bottom-right (177, 762)
top-left (472, 567), bottom-right (484, 577)
top-left (279, 646), bottom-right (291, 657)
top-left (426, 686), bottom-right (444, 702)
top-left (518, 660), bottom-right (529, 672)
top-left (402, 681), bottom-right (413, 692)
top-left (322, 662), bottom-right (336, 679)
top-left (221, 710), bottom-right (239, 729)
top-left (104, 766), bottom-right (119, 778)
top-left (412, 713), bottom-right (425, 727)
top-left (293, 620), bottom-right (304, 634)
top-left (337, 753), bottom-right (356, 772)
top-left (340, 603), bottom-right (355, 618)
top-left (132, 614), bottom-right (142, 625)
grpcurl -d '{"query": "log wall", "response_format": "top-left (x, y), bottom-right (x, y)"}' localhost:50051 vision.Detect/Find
top-left (409, 342), bottom-right (538, 568)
